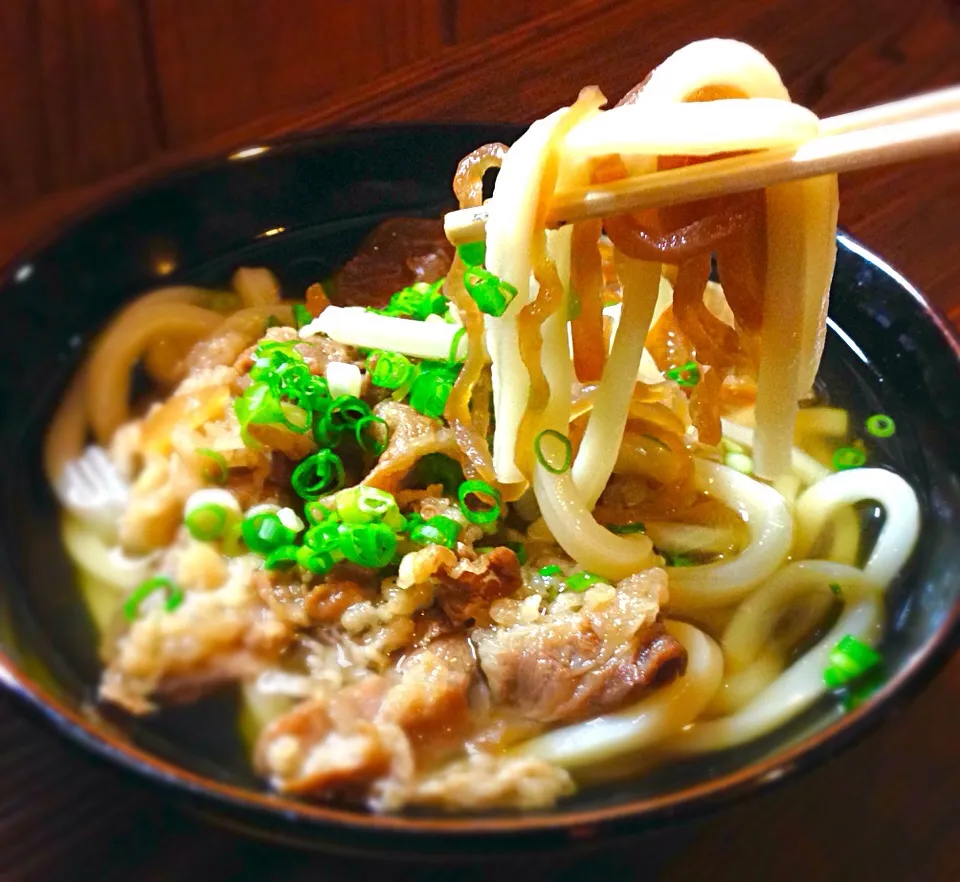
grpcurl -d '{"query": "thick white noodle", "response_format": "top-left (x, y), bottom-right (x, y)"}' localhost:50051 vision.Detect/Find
top-left (671, 596), bottom-right (882, 753)
top-left (635, 38), bottom-right (837, 479)
top-left (721, 560), bottom-right (881, 671)
top-left (666, 460), bottom-right (793, 610)
top-left (572, 253), bottom-right (660, 506)
top-left (517, 622), bottom-right (722, 768)
top-left (534, 466), bottom-right (657, 581)
top-left (794, 467), bottom-right (921, 585)
top-left (485, 109), bottom-right (570, 483)
top-left (721, 418), bottom-right (829, 486)
top-left (563, 98), bottom-right (819, 158)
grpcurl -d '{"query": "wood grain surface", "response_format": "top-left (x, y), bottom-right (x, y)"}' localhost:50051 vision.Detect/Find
top-left (0, 1), bottom-right (958, 879)
top-left (0, 0), bottom-right (160, 216)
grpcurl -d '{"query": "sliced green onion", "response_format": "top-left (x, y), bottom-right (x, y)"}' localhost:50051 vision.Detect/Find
top-left (666, 360), bottom-right (701, 388)
top-left (338, 522), bottom-right (398, 568)
top-left (368, 350), bottom-right (415, 390)
top-left (458, 480), bottom-right (502, 525)
top-left (376, 280), bottom-right (447, 321)
top-left (539, 564), bottom-right (563, 577)
top-left (264, 545), bottom-right (300, 570)
top-left (830, 582), bottom-right (843, 596)
top-left (409, 515), bottom-right (460, 549)
top-left (448, 327), bottom-right (466, 365)
top-left (184, 503), bottom-right (229, 541)
top-left (608, 521), bottom-right (646, 535)
top-left (196, 448), bottom-right (228, 484)
top-left (413, 453), bottom-right (463, 493)
top-left (408, 369), bottom-right (455, 420)
top-left (354, 415), bottom-right (389, 456)
top-left (123, 576), bottom-right (184, 622)
top-left (326, 395), bottom-right (371, 432)
top-left (235, 381), bottom-right (307, 442)
top-left (457, 241), bottom-right (486, 267)
top-left (296, 545), bottom-right (335, 575)
top-left (865, 414), bottom-right (896, 438)
top-left (832, 446), bottom-right (867, 471)
top-left (565, 571), bottom-right (606, 593)
top-left (291, 450), bottom-right (345, 499)
top-left (304, 520), bottom-right (342, 554)
top-left (534, 429), bottom-right (572, 475)
top-left (463, 268), bottom-right (518, 317)
top-left (241, 512), bottom-right (295, 553)
top-left (293, 304), bottom-right (313, 329)
top-left (663, 551), bottom-right (696, 567)
top-left (824, 635), bottom-right (883, 689)
top-left (335, 486), bottom-right (400, 526)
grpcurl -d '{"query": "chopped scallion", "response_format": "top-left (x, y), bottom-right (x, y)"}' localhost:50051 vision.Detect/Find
top-left (832, 446), bottom-right (867, 471)
top-left (291, 450), bottom-right (345, 499)
top-left (293, 304), bottom-right (313, 329)
top-left (354, 414), bottom-right (389, 456)
top-left (241, 511), bottom-right (295, 553)
top-left (456, 241), bottom-right (486, 267)
top-left (123, 576), bottom-right (184, 622)
top-left (534, 429), bottom-right (572, 475)
top-left (195, 448), bottom-right (228, 484)
top-left (458, 480), bottom-right (502, 525)
top-left (184, 503), bottom-right (229, 542)
top-left (264, 545), bottom-right (300, 570)
top-left (565, 571), bottom-right (606, 593)
top-left (865, 413), bottom-right (896, 438)
top-left (409, 514), bottom-right (460, 549)
top-left (665, 360), bottom-right (700, 388)
top-left (463, 267), bottom-right (518, 317)
top-left (408, 369), bottom-right (455, 420)
top-left (338, 522), bottom-right (398, 568)
top-left (824, 635), bottom-right (883, 689)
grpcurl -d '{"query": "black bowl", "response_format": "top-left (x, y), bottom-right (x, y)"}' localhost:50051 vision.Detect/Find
top-left (0, 125), bottom-right (957, 855)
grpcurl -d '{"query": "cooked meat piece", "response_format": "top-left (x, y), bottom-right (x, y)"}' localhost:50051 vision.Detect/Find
top-left (388, 753), bottom-right (574, 812)
top-left (255, 570), bottom-right (378, 628)
top-left (362, 401), bottom-right (461, 492)
top-left (305, 580), bottom-right (376, 623)
top-left (256, 636), bottom-right (477, 800)
top-left (380, 636), bottom-right (476, 746)
top-left (334, 218), bottom-right (453, 308)
top-left (473, 567), bottom-right (686, 723)
top-left (295, 335), bottom-right (359, 375)
top-left (396, 544), bottom-right (458, 589)
top-left (255, 676), bottom-right (399, 796)
top-left (434, 547), bottom-right (523, 627)
top-left (254, 569), bottom-right (316, 628)
top-left (101, 559), bottom-right (292, 714)
top-left (232, 326), bottom-right (299, 374)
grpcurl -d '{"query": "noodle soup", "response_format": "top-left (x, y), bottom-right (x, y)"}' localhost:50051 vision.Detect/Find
top-left (47, 39), bottom-right (919, 812)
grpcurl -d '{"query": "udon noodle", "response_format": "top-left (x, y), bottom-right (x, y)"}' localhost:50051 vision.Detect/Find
top-left (47, 39), bottom-right (919, 812)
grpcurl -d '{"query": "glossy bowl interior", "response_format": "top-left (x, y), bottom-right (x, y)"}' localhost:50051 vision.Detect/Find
top-left (0, 125), bottom-right (957, 854)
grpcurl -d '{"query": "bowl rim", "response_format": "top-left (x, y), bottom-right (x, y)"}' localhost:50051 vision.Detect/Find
top-left (0, 124), bottom-right (957, 841)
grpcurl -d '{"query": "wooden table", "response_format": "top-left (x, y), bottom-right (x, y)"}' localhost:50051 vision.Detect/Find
top-left (1, 1), bottom-right (958, 879)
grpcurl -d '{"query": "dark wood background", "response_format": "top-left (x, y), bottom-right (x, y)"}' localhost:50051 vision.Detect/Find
top-left (0, 0), bottom-right (958, 879)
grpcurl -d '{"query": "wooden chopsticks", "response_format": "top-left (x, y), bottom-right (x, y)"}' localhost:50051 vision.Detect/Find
top-left (443, 86), bottom-right (960, 245)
